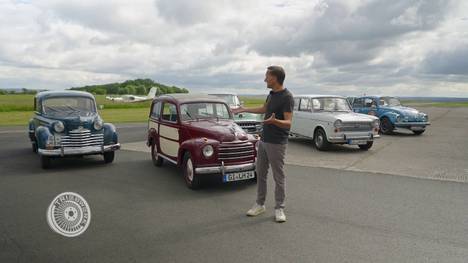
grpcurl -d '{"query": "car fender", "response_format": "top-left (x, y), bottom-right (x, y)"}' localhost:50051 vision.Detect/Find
top-left (28, 119), bottom-right (36, 142)
top-left (35, 126), bottom-right (52, 149)
top-left (380, 111), bottom-right (400, 124)
top-left (103, 123), bottom-right (118, 145)
top-left (178, 138), bottom-right (219, 166)
top-left (147, 126), bottom-right (158, 147)
top-left (314, 124), bottom-right (329, 139)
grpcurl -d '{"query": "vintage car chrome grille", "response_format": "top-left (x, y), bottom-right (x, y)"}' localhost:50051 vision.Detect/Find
top-left (236, 121), bottom-right (261, 133)
top-left (218, 141), bottom-right (255, 162)
top-left (61, 129), bottom-right (104, 148)
top-left (340, 122), bottom-right (373, 132)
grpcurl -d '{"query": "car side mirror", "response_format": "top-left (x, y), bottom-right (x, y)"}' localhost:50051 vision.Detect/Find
top-left (240, 101), bottom-right (244, 106)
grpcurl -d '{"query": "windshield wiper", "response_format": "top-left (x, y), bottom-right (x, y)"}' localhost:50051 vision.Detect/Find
top-left (65, 105), bottom-right (83, 112)
top-left (183, 109), bottom-right (194, 120)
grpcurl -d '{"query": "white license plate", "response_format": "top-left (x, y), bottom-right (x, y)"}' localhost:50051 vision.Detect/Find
top-left (411, 126), bottom-right (424, 131)
top-left (348, 139), bottom-right (368, 145)
top-left (223, 170), bottom-right (255, 182)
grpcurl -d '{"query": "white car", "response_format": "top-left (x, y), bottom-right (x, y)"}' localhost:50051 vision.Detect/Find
top-left (291, 95), bottom-right (380, 151)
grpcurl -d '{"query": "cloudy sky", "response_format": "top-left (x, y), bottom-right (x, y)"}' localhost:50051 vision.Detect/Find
top-left (1, 0), bottom-right (468, 96)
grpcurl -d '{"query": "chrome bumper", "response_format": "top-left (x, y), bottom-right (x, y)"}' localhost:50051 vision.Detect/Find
top-left (394, 121), bottom-right (431, 128)
top-left (38, 143), bottom-right (120, 157)
top-left (329, 132), bottom-right (379, 143)
top-left (195, 162), bottom-right (256, 175)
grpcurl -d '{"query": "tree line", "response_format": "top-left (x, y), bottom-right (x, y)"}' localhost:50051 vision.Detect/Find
top-left (70, 78), bottom-right (189, 95)
top-left (0, 88), bottom-right (40, 95)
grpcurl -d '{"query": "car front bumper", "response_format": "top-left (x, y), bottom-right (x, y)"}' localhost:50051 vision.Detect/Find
top-left (328, 132), bottom-right (380, 144)
top-left (195, 162), bottom-right (256, 175)
top-left (394, 121), bottom-right (431, 128)
top-left (38, 143), bottom-right (121, 157)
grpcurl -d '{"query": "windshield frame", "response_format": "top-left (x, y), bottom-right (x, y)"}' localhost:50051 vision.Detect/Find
top-left (310, 97), bottom-right (352, 112)
top-left (179, 101), bottom-right (233, 122)
top-left (40, 96), bottom-right (98, 116)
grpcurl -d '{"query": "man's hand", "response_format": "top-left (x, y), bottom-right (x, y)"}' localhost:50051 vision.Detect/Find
top-left (231, 106), bottom-right (245, 115)
top-left (263, 112), bottom-right (292, 129)
top-left (263, 113), bottom-right (276, 125)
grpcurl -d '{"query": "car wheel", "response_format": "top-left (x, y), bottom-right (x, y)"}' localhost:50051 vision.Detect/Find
top-left (380, 117), bottom-right (394, 135)
top-left (103, 151), bottom-right (115, 163)
top-left (314, 128), bottom-right (330, 151)
top-left (151, 142), bottom-right (163, 167)
top-left (358, 141), bottom-right (373, 151)
top-left (41, 155), bottom-right (51, 169)
top-left (183, 152), bottom-right (201, 190)
top-left (413, 130), bottom-right (425, 135)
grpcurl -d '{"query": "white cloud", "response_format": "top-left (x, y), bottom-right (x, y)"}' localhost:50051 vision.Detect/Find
top-left (0, 0), bottom-right (467, 96)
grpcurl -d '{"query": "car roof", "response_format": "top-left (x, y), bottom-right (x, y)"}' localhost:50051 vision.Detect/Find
top-left (156, 93), bottom-right (227, 104)
top-left (357, 95), bottom-right (399, 99)
top-left (35, 90), bottom-right (95, 100)
top-left (294, 94), bottom-right (346, 99)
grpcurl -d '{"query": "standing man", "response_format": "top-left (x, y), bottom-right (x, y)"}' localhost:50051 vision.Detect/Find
top-left (232, 66), bottom-right (294, 223)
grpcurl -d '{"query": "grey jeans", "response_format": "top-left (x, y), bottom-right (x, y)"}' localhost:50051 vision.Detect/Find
top-left (256, 141), bottom-right (287, 209)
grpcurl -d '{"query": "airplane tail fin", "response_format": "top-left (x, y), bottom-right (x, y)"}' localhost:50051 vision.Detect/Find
top-left (147, 87), bottom-right (157, 98)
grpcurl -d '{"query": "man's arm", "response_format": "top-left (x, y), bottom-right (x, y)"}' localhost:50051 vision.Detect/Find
top-left (231, 103), bottom-right (267, 114)
top-left (263, 112), bottom-right (292, 129)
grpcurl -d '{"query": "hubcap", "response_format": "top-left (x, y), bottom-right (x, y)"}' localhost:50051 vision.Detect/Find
top-left (186, 158), bottom-right (194, 182)
top-left (152, 144), bottom-right (158, 159)
top-left (382, 120), bottom-right (390, 132)
top-left (316, 134), bottom-right (323, 147)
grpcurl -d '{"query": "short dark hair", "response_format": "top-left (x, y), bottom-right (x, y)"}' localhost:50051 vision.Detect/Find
top-left (267, 66), bottom-right (286, 85)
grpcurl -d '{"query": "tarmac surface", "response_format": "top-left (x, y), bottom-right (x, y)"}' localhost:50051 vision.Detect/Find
top-left (122, 107), bottom-right (468, 182)
top-left (1, 107), bottom-right (468, 263)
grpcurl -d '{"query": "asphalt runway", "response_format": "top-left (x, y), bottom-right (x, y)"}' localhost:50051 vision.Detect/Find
top-left (122, 107), bottom-right (468, 183)
top-left (1, 107), bottom-right (468, 262)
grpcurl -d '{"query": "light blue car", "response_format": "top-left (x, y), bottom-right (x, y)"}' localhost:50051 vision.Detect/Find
top-left (351, 96), bottom-right (430, 135)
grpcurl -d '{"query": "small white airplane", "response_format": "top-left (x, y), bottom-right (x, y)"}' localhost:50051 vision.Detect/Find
top-left (106, 87), bottom-right (158, 103)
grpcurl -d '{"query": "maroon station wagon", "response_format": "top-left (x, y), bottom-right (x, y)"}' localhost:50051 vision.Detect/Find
top-left (146, 94), bottom-right (259, 189)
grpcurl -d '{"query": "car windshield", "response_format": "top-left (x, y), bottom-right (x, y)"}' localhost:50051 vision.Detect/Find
top-left (210, 94), bottom-right (240, 107)
top-left (180, 102), bottom-right (231, 121)
top-left (311, 97), bottom-right (351, 112)
top-left (380, 97), bottom-right (402, 106)
top-left (42, 97), bottom-right (96, 116)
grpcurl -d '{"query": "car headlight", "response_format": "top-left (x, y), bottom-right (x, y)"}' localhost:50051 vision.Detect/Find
top-left (202, 145), bottom-right (214, 158)
top-left (94, 119), bottom-right (103, 130)
top-left (372, 119), bottom-right (380, 128)
top-left (53, 121), bottom-right (64, 133)
top-left (420, 113), bottom-right (428, 121)
top-left (333, 120), bottom-right (343, 128)
top-left (396, 115), bottom-right (401, 123)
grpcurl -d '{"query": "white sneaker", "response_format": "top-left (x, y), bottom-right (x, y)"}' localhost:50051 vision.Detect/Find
top-left (246, 203), bottom-right (266, 216)
top-left (275, 208), bottom-right (286, 222)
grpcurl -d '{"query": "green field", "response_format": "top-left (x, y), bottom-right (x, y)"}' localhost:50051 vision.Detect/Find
top-left (0, 94), bottom-right (265, 126)
top-left (0, 94), bottom-right (152, 112)
top-left (404, 101), bottom-right (468, 107)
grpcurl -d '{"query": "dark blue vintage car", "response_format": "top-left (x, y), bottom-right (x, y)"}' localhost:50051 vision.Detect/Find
top-left (28, 90), bottom-right (120, 168)
top-left (351, 96), bottom-right (430, 135)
